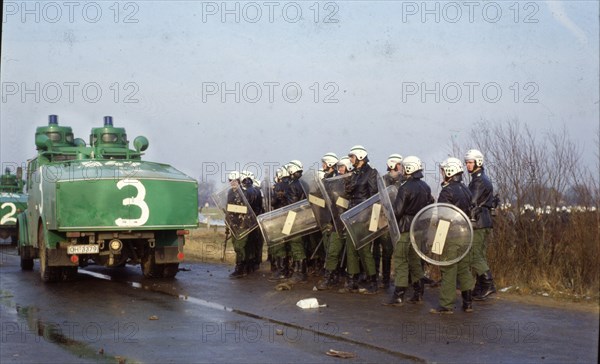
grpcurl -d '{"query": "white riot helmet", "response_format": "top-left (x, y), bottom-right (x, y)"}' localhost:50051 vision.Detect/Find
top-left (386, 153), bottom-right (403, 170)
top-left (321, 152), bottom-right (339, 168)
top-left (348, 145), bottom-right (368, 161)
top-left (287, 160), bottom-right (303, 175)
top-left (402, 156), bottom-right (423, 175)
top-left (440, 157), bottom-right (464, 178)
top-left (228, 171), bottom-right (241, 181)
top-left (464, 149), bottom-right (484, 167)
top-left (337, 156), bottom-right (354, 172)
top-left (240, 170), bottom-right (255, 184)
top-left (275, 165), bottom-right (290, 182)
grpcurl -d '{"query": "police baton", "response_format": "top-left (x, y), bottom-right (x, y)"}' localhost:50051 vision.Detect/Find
top-left (221, 228), bottom-right (232, 262)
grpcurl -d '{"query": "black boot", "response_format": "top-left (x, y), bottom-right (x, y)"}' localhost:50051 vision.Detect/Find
top-left (362, 275), bottom-right (379, 295)
top-left (317, 270), bottom-right (335, 290)
top-left (339, 274), bottom-right (359, 293)
top-left (283, 257), bottom-right (292, 278)
top-left (408, 279), bottom-right (424, 303)
top-left (429, 306), bottom-right (453, 314)
top-left (268, 258), bottom-right (286, 281)
top-left (381, 259), bottom-right (391, 289)
top-left (383, 287), bottom-right (406, 306)
top-left (472, 273), bottom-right (484, 297)
top-left (287, 260), bottom-right (307, 284)
top-left (268, 254), bottom-right (276, 272)
top-left (245, 260), bottom-right (255, 274)
top-left (229, 263), bottom-right (246, 279)
top-left (473, 270), bottom-right (496, 301)
top-left (462, 290), bottom-right (473, 312)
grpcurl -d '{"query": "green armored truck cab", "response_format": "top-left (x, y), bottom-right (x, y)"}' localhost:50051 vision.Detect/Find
top-left (17, 115), bottom-right (198, 282)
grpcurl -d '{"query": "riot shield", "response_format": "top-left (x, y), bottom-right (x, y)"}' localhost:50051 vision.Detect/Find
top-left (257, 199), bottom-right (319, 247)
top-left (302, 169), bottom-right (333, 230)
top-left (318, 173), bottom-right (352, 233)
top-left (379, 178), bottom-right (401, 247)
top-left (340, 176), bottom-right (400, 250)
top-left (261, 177), bottom-right (273, 213)
top-left (409, 203), bottom-right (473, 266)
top-left (211, 184), bottom-right (258, 240)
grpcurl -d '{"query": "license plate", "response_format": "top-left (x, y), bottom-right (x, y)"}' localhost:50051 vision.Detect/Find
top-left (67, 244), bottom-right (100, 254)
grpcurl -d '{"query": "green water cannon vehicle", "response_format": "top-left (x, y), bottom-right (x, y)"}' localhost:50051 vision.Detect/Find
top-left (17, 115), bottom-right (198, 282)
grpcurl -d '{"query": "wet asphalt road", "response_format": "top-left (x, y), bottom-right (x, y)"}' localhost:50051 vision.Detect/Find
top-left (1, 246), bottom-right (598, 363)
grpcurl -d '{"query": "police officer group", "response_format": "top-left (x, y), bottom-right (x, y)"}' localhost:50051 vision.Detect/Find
top-left (222, 146), bottom-right (497, 314)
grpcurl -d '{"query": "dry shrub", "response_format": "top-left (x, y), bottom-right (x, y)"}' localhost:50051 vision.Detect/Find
top-left (490, 210), bottom-right (599, 298)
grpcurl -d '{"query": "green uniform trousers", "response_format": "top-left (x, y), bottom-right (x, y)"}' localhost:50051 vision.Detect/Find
top-left (345, 236), bottom-right (376, 276)
top-left (471, 228), bottom-right (491, 275)
top-left (439, 244), bottom-right (474, 309)
top-left (393, 233), bottom-right (423, 287)
top-left (232, 235), bottom-right (249, 264)
top-left (324, 231), bottom-right (344, 272)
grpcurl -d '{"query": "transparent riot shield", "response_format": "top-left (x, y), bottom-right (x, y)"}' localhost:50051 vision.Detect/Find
top-left (302, 169), bottom-right (333, 230)
top-left (409, 203), bottom-right (473, 266)
top-left (211, 184), bottom-right (258, 240)
top-left (340, 176), bottom-right (400, 250)
top-left (261, 177), bottom-right (273, 213)
top-left (257, 199), bottom-right (319, 247)
top-left (318, 173), bottom-right (352, 233)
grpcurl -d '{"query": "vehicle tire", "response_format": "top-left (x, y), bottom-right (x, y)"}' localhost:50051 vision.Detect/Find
top-left (162, 263), bottom-right (179, 279)
top-left (39, 224), bottom-right (60, 283)
top-left (141, 253), bottom-right (161, 278)
top-left (20, 256), bottom-right (34, 270)
top-left (61, 266), bottom-right (78, 281)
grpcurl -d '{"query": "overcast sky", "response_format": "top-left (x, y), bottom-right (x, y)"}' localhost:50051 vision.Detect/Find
top-left (1, 1), bottom-right (598, 194)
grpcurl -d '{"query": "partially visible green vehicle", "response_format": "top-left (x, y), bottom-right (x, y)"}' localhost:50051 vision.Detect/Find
top-left (17, 115), bottom-right (198, 282)
top-left (0, 167), bottom-right (27, 245)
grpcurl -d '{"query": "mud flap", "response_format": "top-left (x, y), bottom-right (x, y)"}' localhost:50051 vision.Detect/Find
top-left (19, 245), bottom-right (36, 260)
top-left (155, 246), bottom-right (180, 264)
top-left (48, 248), bottom-right (77, 266)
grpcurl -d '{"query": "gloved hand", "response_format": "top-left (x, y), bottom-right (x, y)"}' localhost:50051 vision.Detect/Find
top-left (469, 206), bottom-right (482, 222)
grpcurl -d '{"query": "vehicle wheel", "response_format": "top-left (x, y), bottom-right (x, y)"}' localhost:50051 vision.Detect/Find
top-left (39, 224), bottom-right (60, 283)
top-left (61, 266), bottom-right (78, 281)
top-left (162, 263), bottom-right (179, 279)
top-left (20, 256), bottom-right (34, 270)
top-left (141, 253), bottom-right (161, 278)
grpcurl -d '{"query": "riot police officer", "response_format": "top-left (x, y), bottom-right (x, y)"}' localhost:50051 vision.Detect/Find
top-left (316, 152), bottom-right (345, 290)
top-left (269, 165), bottom-right (292, 280)
top-left (464, 149), bottom-right (497, 300)
top-left (285, 160), bottom-right (309, 283)
top-left (341, 145), bottom-right (379, 294)
top-left (382, 154), bottom-right (403, 187)
top-left (430, 157), bottom-right (474, 313)
top-left (241, 170), bottom-right (264, 272)
top-left (386, 156), bottom-right (434, 305)
top-left (227, 171), bottom-right (251, 278)
top-left (374, 153), bottom-right (403, 289)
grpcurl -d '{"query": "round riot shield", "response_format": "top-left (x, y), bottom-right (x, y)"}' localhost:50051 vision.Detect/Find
top-left (409, 203), bottom-right (473, 266)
